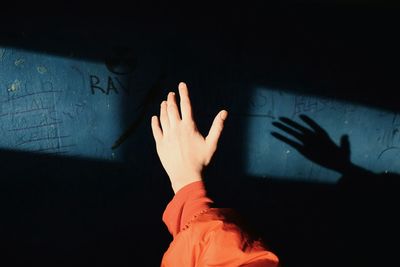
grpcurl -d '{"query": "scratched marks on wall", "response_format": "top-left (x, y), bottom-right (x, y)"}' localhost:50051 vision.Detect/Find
top-left (291, 94), bottom-right (400, 167)
top-left (244, 87), bottom-right (400, 183)
top-left (0, 46), bottom-right (127, 160)
top-left (1, 80), bottom-right (75, 155)
top-left (292, 95), bottom-right (357, 117)
top-left (0, 48), bottom-right (5, 61)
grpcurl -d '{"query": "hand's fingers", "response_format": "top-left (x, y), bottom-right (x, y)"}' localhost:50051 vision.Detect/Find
top-left (272, 121), bottom-right (303, 141)
top-left (206, 110), bottom-right (228, 156)
top-left (271, 132), bottom-right (303, 151)
top-left (167, 92), bottom-right (181, 126)
top-left (279, 117), bottom-right (313, 135)
top-left (340, 134), bottom-right (350, 156)
top-left (299, 114), bottom-right (327, 135)
top-left (178, 82), bottom-right (193, 122)
top-left (160, 101), bottom-right (170, 131)
top-left (151, 116), bottom-right (163, 143)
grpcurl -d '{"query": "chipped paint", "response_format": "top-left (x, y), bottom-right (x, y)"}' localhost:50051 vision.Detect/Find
top-left (0, 48), bottom-right (5, 60)
top-left (14, 58), bottom-right (25, 66)
top-left (37, 66), bottom-right (47, 74)
top-left (8, 79), bottom-right (21, 92)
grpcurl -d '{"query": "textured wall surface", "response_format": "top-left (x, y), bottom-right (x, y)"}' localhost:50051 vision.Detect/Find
top-left (1, 5), bottom-right (399, 267)
top-left (1, 42), bottom-right (399, 183)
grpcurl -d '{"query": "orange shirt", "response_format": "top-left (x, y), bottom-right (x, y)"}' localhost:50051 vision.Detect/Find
top-left (161, 181), bottom-right (279, 267)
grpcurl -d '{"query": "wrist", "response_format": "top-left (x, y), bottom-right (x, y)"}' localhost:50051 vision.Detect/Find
top-left (344, 163), bottom-right (374, 177)
top-left (171, 175), bottom-right (203, 194)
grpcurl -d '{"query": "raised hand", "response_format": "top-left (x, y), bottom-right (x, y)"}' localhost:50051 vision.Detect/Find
top-left (151, 82), bottom-right (228, 193)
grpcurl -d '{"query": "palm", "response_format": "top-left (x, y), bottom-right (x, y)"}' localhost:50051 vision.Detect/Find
top-left (151, 82), bottom-right (227, 193)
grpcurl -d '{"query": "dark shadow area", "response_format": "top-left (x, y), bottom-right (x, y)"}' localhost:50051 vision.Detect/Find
top-left (1, 2), bottom-right (400, 267)
top-left (0, 149), bottom-right (172, 266)
top-left (205, 115), bottom-right (400, 267)
top-left (1, 3), bottom-right (400, 112)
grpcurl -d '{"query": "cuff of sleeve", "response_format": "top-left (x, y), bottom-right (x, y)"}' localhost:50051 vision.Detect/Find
top-left (162, 181), bottom-right (212, 237)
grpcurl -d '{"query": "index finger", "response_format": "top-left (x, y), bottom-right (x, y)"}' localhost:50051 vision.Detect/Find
top-left (299, 114), bottom-right (327, 135)
top-left (178, 82), bottom-right (193, 122)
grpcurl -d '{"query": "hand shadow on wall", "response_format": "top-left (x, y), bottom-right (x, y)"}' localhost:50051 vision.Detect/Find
top-left (268, 114), bottom-right (400, 267)
top-left (206, 114), bottom-right (400, 267)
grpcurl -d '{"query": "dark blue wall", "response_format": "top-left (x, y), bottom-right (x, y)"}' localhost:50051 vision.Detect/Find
top-left (1, 4), bottom-right (399, 266)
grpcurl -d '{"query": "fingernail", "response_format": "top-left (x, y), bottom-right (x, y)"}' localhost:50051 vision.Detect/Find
top-left (220, 110), bottom-right (228, 120)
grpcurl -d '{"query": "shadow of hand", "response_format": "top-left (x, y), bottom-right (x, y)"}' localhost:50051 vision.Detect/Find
top-left (271, 114), bottom-right (353, 174)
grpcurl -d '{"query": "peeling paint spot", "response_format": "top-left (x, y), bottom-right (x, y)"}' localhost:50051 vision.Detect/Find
top-left (37, 66), bottom-right (47, 74)
top-left (15, 58), bottom-right (25, 66)
top-left (8, 79), bottom-right (21, 92)
top-left (0, 48), bottom-right (5, 60)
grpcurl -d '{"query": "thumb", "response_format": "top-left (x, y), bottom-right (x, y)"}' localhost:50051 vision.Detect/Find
top-left (340, 134), bottom-right (351, 159)
top-left (205, 110), bottom-right (228, 158)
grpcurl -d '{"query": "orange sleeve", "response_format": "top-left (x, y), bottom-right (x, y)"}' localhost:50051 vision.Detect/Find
top-left (161, 181), bottom-right (279, 267)
top-left (162, 181), bottom-right (213, 238)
